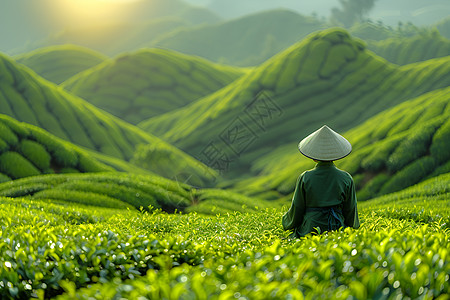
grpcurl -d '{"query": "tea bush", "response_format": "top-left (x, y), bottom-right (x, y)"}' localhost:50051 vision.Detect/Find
top-left (18, 140), bottom-right (51, 171)
top-left (0, 152), bottom-right (40, 179)
top-left (0, 177), bottom-right (448, 300)
top-left (0, 172), bottom-right (276, 214)
top-left (0, 114), bottom-right (117, 180)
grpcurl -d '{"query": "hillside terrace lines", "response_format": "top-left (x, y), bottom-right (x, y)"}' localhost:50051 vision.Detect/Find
top-left (0, 172), bottom-right (276, 215)
top-left (1, 57), bottom-right (105, 153)
top-left (232, 88), bottom-right (450, 200)
top-left (15, 45), bottom-right (107, 84)
top-left (0, 53), bottom-right (219, 184)
top-left (0, 53), bottom-right (140, 159)
top-left (0, 115), bottom-right (115, 181)
top-left (62, 49), bottom-right (245, 124)
top-left (368, 33), bottom-right (450, 65)
top-left (145, 30), bottom-right (450, 163)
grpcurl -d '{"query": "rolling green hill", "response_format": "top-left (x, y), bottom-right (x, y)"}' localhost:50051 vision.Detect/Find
top-left (139, 28), bottom-right (450, 178)
top-left (0, 172), bottom-right (277, 215)
top-left (0, 114), bottom-right (114, 182)
top-left (0, 52), bottom-right (217, 185)
top-left (367, 32), bottom-right (450, 65)
top-left (0, 113), bottom-right (158, 183)
top-left (14, 45), bottom-right (107, 84)
top-left (232, 87), bottom-right (450, 201)
top-left (152, 9), bottom-right (327, 66)
top-left (62, 49), bottom-right (246, 124)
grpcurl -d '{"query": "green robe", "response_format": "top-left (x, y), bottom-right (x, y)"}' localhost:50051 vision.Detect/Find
top-left (282, 161), bottom-right (360, 237)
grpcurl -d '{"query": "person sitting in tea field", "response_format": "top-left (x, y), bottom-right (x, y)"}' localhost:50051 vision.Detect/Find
top-left (282, 125), bottom-right (360, 238)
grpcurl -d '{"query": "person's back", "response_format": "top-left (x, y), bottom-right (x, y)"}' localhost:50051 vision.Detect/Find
top-left (282, 125), bottom-right (360, 238)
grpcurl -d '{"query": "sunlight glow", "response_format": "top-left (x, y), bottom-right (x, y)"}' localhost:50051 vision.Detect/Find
top-left (51, 0), bottom-right (144, 28)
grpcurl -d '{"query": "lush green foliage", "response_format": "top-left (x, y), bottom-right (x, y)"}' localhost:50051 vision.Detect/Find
top-left (339, 87), bottom-right (450, 199)
top-left (14, 45), bottom-right (107, 84)
top-left (232, 86), bottom-right (450, 200)
top-left (140, 28), bottom-right (450, 180)
top-left (0, 52), bottom-right (217, 184)
top-left (62, 48), bottom-right (245, 124)
top-left (0, 114), bottom-right (118, 181)
top-left (0, 172), bottom-right (276, 214)
top-left (1, 21), bottom-right (449, 300)
top-left (0, 173), bottom-right (448, 299)
top-left (367, 31), bottom-right (450, 65)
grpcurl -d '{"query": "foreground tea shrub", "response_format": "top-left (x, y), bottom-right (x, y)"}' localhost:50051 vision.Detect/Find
top-left (0, 193), bottom-right (448, 299)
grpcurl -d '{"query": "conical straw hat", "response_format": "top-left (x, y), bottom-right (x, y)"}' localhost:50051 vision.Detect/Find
top-left (298, 125), bottom-right (352, 161)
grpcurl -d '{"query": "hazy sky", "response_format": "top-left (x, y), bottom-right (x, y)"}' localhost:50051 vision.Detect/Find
top-left (189, 0), bottom-right (450, 25)
top-left (1, 0), bottom-right (449, 53)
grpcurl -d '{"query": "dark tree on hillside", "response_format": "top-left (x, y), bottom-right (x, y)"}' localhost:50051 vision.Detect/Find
top-left (330, 0), bottom-right (379, 27)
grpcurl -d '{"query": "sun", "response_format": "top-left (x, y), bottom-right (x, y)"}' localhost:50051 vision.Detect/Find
top-left (52, 0), bottom-right (143, 28)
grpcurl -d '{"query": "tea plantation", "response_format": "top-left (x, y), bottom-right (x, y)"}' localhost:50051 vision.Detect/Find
top-left (0, 172), bottom-right (277, 214)
top-left (139, 28), bottom-right (450, 178)
top-left (14, 45), bottom-right (107, 84)
top-left (0, 172), bottom-right (448, 299)
top-left (234, 86), bottom-right (450, 201)
top-left (367, 32), bottom-right (450, 65)
top-left (0, 114), bottom-right (116, 182)
top-left (62, 48), bottom-right (245, 124)
top-left (1, 21), bottom-right (449, 300)
top-left (0, 53), bottom-right (217, 185)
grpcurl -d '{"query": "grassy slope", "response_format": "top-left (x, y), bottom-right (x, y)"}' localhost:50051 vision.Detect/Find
top-left (0, 172), bottom-right (277, 215)
top-left (232, 87), bottom-right (450, 200)
top-left (139, 28), bottom-right (450, 177)
top-left (0, 52), bottom-right (217, 185)
top-left (14, 44), bottom-right (107, 84)
top-left (62, 49), bottom-right (246, 124)
top-left (367, 32), bottom-right (450, 65)
top-left (152, 9), bottom-right (327, 66)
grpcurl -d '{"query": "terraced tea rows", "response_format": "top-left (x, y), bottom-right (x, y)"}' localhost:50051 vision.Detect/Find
top-left (367, 32), bottom-right (450, 65)
top-left (0, 172), bottom-right (277, 214)
top-left (234, 87), bottom-right (450, 200)
top-left (0, 114), bottom-right (116, 182)
top-left (0, 52), bottom-right (216, 185)
top-left (62, 49), bottom-right (245, 124)
top-left (140, 28), bottom-right (450, 177)
top-left (14, 45), bottom-right (107, 84)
